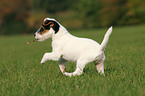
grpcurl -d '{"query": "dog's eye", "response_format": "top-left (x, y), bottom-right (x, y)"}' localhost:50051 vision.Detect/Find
top-left (39, 26), bottom-right (45, 32)
top-left (44, 25), bottom-right (50, 30)
top-left (42, 24), bottom-right (51, 30)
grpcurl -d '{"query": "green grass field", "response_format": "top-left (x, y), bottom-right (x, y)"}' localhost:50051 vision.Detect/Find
top-left (0, 25), bottom-right (145, 96)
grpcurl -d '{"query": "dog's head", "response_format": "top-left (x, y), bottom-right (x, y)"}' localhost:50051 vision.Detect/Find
top-left (34, 18), bottom-right (60, 41)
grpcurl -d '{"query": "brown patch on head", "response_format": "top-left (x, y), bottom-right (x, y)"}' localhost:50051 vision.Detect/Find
top-left (38, 21), bottom-right (55, 35)
top-left (37, 19), bottom-right (60, 35)
top-left (38, 26), bottom-right (49, 35)
top-left (39, 30), bottom-right (48, 35)
top-left (43, 21), bottom-right (54, 27)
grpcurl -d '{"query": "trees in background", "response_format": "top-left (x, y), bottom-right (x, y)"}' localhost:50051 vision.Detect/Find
top-left (124, 0), bottom-right (145, 25)
top-left (100, 0), bottom-right (126, 26)
top-left (74, 0), bottom-right (102, 28)
top-left (0, 0), bottom-right (30, 35)
top-left (74, 0), bottom-right (145, 28)
top-left (32, 0), bottom-right (73, 13)
top-left (0, 0), bottom-right (145, 35)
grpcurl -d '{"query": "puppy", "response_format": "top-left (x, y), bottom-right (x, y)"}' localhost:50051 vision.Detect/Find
top-left (34, 18), bottom-right (112, 77)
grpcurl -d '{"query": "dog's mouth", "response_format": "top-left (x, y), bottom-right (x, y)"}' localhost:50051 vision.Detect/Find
top-left (36, 38), bottom-right (44, 42)
top-left (25, 39), bottom-right (39, 44)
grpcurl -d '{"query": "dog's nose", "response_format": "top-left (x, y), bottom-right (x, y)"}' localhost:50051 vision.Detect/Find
top-left (34, 34), bottom-right (36, 37)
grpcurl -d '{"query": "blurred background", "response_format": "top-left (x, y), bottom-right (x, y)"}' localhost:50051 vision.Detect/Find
top-left (0, 0), bottom-right (145, 35)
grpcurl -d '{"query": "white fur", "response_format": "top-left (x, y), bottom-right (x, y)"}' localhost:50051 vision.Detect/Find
top-left (35, 18), bottom-right (112, 77)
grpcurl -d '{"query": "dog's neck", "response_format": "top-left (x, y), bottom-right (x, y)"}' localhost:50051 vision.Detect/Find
top-left (52, 25), bottom-right (71, 41)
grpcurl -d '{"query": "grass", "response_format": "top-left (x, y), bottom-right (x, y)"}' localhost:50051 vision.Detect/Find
top-left (0, 25), bottom-right (145, 96)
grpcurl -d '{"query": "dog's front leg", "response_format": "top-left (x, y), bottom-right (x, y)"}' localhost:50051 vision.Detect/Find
top-left (58, 57), bottom-right (67, 74)
top-left (41, 52), bottom-right (61, 64)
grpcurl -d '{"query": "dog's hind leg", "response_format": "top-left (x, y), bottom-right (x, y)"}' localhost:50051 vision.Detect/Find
top-left (94, 53), bottom-right (105, 75)
top-left (64, 58), bottom-right (89, 77)
top-left (94, 59), bottom-right (105, 75)
top-left (58, 57), bottom-right (67, 74)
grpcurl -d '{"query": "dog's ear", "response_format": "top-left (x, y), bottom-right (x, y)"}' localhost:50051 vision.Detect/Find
top-left (43, 20), bottom-right (53, 27)
top-left (51, 21), bottom-right (60, 34)
top-left (43, 20), bottom-right (60, 34)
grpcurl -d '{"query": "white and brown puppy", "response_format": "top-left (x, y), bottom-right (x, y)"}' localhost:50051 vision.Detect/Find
top-left (34, 18), bottom-right (112, 77)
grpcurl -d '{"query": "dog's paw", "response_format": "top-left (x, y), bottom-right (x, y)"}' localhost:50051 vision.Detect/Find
top-left (40, 62), bottom-right (44, 64)
top-left (64, 72), bottom-right (73, 77)
top-left (40, 60), bottom-right (45, 64)
top-left (40, 58), bottom-right (46, 64)
top-left (99, 72), bottom-right (105, 76)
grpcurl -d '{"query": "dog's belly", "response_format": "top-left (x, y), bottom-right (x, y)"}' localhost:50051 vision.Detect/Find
top-left (62, 49), bottom-right (82, 62)
top-left (61, 42), bottom-right (101, 62)
top-left (62, 48), bottom-right (101, 62)
top-left (62, 55), bottom-right (78, 62)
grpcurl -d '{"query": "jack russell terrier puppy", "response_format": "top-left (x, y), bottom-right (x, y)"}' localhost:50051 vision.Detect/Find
top-left (34, 18), bottom-right (112, 77)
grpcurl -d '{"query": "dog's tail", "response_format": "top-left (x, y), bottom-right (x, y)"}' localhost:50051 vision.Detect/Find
top-left (100, 26), bottom-right (112, 51)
